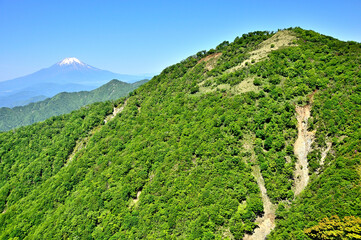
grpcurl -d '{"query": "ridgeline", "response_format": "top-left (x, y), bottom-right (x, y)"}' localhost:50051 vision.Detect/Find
top-left (0, 27), bottom-right (360, 239)
top-left (0, 79), bottom-right (148, 132)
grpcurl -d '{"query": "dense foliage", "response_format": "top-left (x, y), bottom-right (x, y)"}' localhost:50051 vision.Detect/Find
top-left (304, 216), bottom-right (361, 239)
top-left (0, 28), bottom-right (360, 239)
top-left (0, 101), bottom-right (114, 211)
top-left (269, 28), bottom-right (361, 239)
top-left (0, 79), bottom-right (148, 132)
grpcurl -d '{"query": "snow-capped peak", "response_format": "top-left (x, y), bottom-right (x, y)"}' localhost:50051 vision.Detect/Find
top-left (58, 57), bottom-right (84, 66)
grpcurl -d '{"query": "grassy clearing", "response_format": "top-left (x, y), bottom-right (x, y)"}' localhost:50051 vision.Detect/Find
top-left (198, 77), bottom-right (259, 95)
top-left (227, 30), bottom-right (297, 73)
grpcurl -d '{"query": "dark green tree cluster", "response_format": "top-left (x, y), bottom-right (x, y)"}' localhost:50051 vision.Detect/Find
top-left (0, 27), bottom-right (360, 239)
top-left (0, 101), bottom-right (114, 214)
top-left (269, 28), bottom-right (361, 239)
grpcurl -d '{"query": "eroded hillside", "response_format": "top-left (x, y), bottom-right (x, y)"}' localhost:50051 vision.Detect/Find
top-left (0, 28), bottom-right (360, 239)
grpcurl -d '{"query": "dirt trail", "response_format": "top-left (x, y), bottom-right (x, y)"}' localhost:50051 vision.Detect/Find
top-left (66, 100), bottom-right (127, 166)
top-left (227, 30), bottom-right (296, 73)
top-left (1, 202), bottom-right (7, 214)
top-left (320, 142), bottom-right (332, 166)
top-left (243, 137), bottom-right (276, 240)
top-left (315, 141), bottom-right (332, 175)
top-left (244, 165), bottom-right (276, 240)
top-left (129, 191), bottom-right (142, 208)
top-left (293, 105), bottom-right (315, 196)
top-left (104, 100), bottom-right (127, 123)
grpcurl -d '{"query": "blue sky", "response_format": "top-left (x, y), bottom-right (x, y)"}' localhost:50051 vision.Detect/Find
top-left (0, 0), bottom-right (360, 81)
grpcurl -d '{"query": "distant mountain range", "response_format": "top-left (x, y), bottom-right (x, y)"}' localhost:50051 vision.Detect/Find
top-left (0, 79), bottom-right (148, 132)
top-left (0, 57), bottom-right (152, 108)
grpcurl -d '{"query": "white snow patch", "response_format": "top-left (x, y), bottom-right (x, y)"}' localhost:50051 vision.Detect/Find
top-left (59, 57), bottom-right (84, 66)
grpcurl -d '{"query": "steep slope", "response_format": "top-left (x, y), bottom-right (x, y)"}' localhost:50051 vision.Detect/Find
top-left (0, 28), bottom-right (360, 239)
top-left (293, 103), bottom-right (314, 196)
top-left (0, 79), bottom-right (148, 132)
top-left (269, 30), bottom-right (361, 238)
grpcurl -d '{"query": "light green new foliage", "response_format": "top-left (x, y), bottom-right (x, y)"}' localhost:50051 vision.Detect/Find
top-left (0, 28), bottom-right (360, 239)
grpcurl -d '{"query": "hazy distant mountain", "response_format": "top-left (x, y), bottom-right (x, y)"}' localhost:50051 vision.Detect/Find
top-left (0, 79), bottom-right (148, 132)
top-left (0, 57), bottom-right (151, 107)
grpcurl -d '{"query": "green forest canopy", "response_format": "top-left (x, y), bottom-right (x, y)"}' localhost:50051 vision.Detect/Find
top-left (0, 27), bottom-right (360, 239)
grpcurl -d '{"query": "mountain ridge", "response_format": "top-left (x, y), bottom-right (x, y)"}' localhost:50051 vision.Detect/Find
top-left (0, 28), bottom-right (360, 239)
top-left (0, 57), bottom-right (151, 108)
top-left (0, 79), bottom-right (148, 132)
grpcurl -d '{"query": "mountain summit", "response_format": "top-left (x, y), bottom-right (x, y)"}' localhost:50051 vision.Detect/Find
top-left (58, 57), bottom-right (85, 66)
top-left (55, 57), bottom-right (96, 71)
top-left (0, 58), bottom-right (150, 108)
top-left (50, 57), bottom-right (99, 72)
top-left (0, 28), bottom-right (360, 239)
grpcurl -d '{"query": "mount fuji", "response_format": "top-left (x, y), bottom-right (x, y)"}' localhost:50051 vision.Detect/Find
top-left (0, 58), bottom-right (151, 108)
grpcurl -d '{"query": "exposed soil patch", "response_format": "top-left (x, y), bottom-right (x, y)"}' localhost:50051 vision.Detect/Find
top-left (197, 31), bottom-right (296, 97)
top-left (66, 100), bottom-right (128, 166)
top-left (228, 30), bottom-right (297, 73)
top-left (242, 136), bottom-right (276, 240)
top-left (232, 78), bottom-right (259, 94)
top-left (129, 191), bottom-right (141, 208)
top-left (1, 202), bottom-right (7, 214)
top-left (198, 52), bottom-right (222, 71)
top-left (244, 165), bottom-right (276, 240)
top-left (104, 100), bottom-right (127, 123)
top-left (199, 77), bottom-right (259, 95)
top-left (198, 52), bottom-right (222, 64)
top-left (320, 142), bottom-right (332, 167)
top-left (293, 104), bottom-right (315, 196)
top-left (315, 141), bottom-right (332, 175)
top-left (66, 137), bottom-right (88, 165)
top-left (220, 227), bottom-right (234, 240)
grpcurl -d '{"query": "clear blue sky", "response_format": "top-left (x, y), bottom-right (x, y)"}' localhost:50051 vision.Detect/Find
top-left (0, 0), bottom-right (360, 81)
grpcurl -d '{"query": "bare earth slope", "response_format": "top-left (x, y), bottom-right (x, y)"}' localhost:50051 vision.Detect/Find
top-left (294, 104), bottom-right (315, 196)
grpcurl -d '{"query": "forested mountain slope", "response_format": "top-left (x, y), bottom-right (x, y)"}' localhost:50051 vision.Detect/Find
top-left (0, 79), bottom-right (148, 132)
top-left (0, 28), bottom-right (360, 239)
